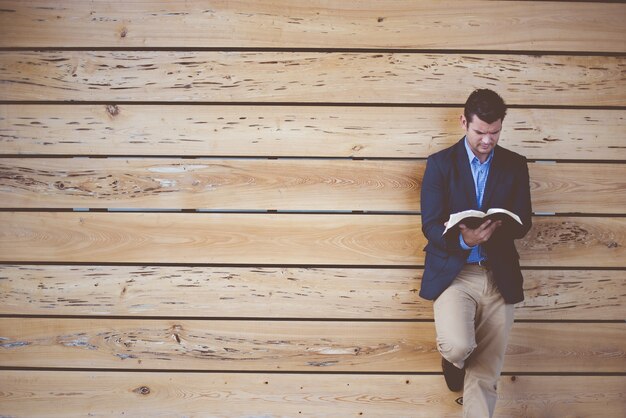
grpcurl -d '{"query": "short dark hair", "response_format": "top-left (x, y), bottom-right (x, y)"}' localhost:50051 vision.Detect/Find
top-left (464, 89), bottom-right (507, 124)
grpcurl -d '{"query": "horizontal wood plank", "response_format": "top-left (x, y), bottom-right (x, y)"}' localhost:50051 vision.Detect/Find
top-left (2, 105), bottom-right (624, 160)
top-left (0, 213), bottom-right (624, 267)
top-left (517, 217), bottom-right (626, 268)
top-left (0, 319), bottom-right (622, 372)
top-left (0, 265), bottom-right (623, 320)
top-left (528, 162), bottom-right (626, 214)
top-left (1, 158), bottom-right (625, 214)
top-left (1, 0), bottom-right (624, 52)
top-left (0, 212), bottom-right (421, 265)
top-left (517, 270), bottom-right (626, 321)
top-left (1, 52), bottom-right (624, 105)
top-left (1, 372), bottom-right (623, 418)
top-left (496, 375), bottom-right (626, 418)
top-left (0, 158), bottom-right (414, 211)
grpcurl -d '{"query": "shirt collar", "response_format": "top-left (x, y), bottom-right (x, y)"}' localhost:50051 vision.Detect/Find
top-left (464, 136), bottom-right (494, 166)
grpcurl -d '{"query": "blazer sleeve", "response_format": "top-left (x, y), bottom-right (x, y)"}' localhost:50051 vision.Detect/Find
top-left (501, 155), bottom-right (533, 240)
top-left (420, 154), bottom-right (465, 254)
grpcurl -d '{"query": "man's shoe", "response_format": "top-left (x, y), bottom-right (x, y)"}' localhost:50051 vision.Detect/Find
top-left (442, 357), bottom-right (465, 392)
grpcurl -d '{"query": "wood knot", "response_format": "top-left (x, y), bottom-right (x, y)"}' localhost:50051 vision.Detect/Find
top-left (510, 375), bottom-right (517, 382)
top-left (171, 324), bottom-right (183, 343)
top-left (377, 17), bottom-right (384, 22)
top-left (607, 241), bottom-right (619, 248)
top-left (133, 386), bottom-right (150, 395)
top-left (106, 104), bottom-right (120, 117)
top-left (120, 27), bottom-right (128, 38)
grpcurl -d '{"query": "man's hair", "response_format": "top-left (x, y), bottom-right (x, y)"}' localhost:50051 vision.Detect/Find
top-left (464, 89), bottom-right (507, 124)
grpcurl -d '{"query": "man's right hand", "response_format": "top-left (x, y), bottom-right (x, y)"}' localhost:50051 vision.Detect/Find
top-left (459, 219), bottom-right (502, 247)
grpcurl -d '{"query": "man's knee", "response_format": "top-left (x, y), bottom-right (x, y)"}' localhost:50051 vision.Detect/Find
top-left (437, 339), bottom-right (476, 365)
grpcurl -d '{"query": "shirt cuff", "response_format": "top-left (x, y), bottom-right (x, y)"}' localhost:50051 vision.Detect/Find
top-left (459, 233), bottom-right (475, 250)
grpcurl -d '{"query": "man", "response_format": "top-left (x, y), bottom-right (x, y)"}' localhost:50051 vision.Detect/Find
top-left (420, 89), bottom-right (532, 417)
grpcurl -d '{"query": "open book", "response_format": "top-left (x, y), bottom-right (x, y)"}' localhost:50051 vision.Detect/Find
top-left (442, 208), bottom-right (522, 236)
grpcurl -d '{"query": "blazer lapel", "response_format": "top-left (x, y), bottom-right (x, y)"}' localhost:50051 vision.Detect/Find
top-left (455, 139), bottom-right (479, 209)
top-left (481, 146), bottom-right (503, 210)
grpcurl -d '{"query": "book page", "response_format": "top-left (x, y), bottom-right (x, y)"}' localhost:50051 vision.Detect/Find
top-left (442, 208), bottom-right (523, 236)
top-left (485, 208), bottom-right (522, 225)
top-left (442, 210), bottom-right (486, 235)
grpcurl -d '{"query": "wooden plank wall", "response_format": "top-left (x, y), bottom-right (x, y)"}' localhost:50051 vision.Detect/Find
top-left (0, 1), bottom-right (625, 416)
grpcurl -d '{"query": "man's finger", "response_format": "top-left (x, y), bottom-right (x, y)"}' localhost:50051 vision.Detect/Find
top-left (476, 219), bottom-right (492, 231)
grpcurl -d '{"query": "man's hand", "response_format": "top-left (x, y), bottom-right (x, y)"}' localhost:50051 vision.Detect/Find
top-left (459, 219), bottom-right (502, 247)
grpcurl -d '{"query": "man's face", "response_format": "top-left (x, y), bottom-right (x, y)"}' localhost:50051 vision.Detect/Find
top-left (461, 114), bottom-right (502, 162)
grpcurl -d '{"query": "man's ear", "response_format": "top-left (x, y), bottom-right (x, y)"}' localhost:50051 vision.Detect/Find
top-left (460, 114), bottom-right (468, 130)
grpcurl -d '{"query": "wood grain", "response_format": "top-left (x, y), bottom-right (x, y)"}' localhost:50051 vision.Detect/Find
top-left (0, 319), bottom-right (623, 372)
top-left (1, 0), bottom-right (624, 52)
top-left (496, 375), bottom-right (626, 418)
top-left (0, 265), bottom-right (427, 319)
top-left (0, 265), bottom-right (623, 320)
top-left (1, 212), bottom-right (624, 267)
top-left (517, 270), bottom-right (626, 321)
top-left (528, 162), bottom-right (626, 214)
top-left (0, 2), bottom-right (623, 417)
top-left (0, 212), bottom-right (422, 265)
top-left (1, 372), bottom-right (623, 418)
top-left (1, 158), bottom-right (625, 214)
top-left (0, 158), bottom-right (420, 212)
top-left (1, 51), bottom-right (624, 105)
top-left (517, 217), bottom-right (626, 268)
top-left (2, 105), bottom-right (624, 160)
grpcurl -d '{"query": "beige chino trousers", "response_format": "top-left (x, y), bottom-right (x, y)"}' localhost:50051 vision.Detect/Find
top-left (433, 264), bottom-right (515, 418)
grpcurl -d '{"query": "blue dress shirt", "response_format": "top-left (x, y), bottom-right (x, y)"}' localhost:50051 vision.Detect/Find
top-left (459, 137), bottom-right (494, 263)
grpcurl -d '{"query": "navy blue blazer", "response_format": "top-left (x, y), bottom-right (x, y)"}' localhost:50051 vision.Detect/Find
top-left (420, 138), bottom-right (532, 304)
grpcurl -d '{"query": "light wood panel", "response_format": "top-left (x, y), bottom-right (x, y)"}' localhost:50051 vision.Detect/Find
top-left (0, 265), bottom-right (623, 320)
top-left (528, 162), bottom-right (626, 214)
top-left (1, 372), bottom-right (623, 418)
top-left (1, 2), bottom-right (623, 417)
top-left (517, 269), bottom-right (626, 321)
top-left (0, 212), bottom-right (624, 267)
top-left (1, 158), bottom-right (625, 213)
top-left (1, 51), bottom-right (624, 105)
top-left (0, 319), bottom-right (623, 372)
top-left (0, 158), bottom-right (419, 211)
top-left (2, 105), bottom-right (624, 160)
top-left (517, 217), bottom-right (626, 268)
top-left (0, 212), bottom-right (421, 265)
top-left (1, 1), bottom-right (624, 52)
top-left (496, 375), bottom-right (626, 418)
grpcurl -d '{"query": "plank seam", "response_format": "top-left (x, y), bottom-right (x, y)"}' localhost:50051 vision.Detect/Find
top-left (0, 367), bottom-right (624, 376)
top-left (2, 155), bottom-right (626, 165)
top-left (0, 315), bottom-right (622, 323)
top-left (0, 47), bottom-right (624, 56)
top-left (1, 209), bottom-right (626, 217)
top-left (1, 261), bottom-right (625, 270)
top-left (1, 101), bottom-right (625, 110)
